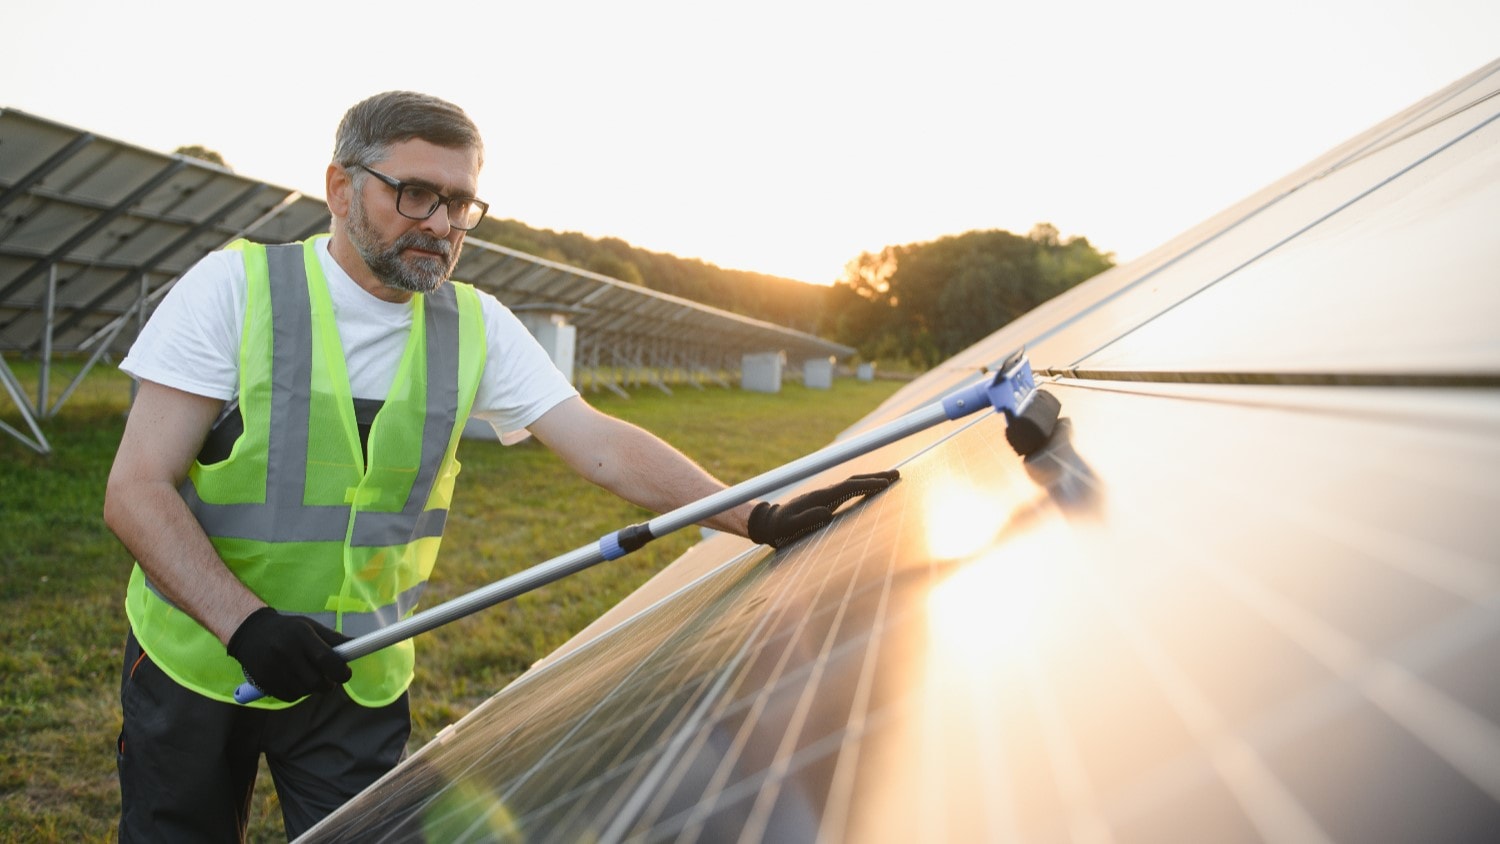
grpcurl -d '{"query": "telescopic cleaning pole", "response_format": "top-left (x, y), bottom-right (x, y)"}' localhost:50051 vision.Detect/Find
top-left (234, 352), bottom-right (1060, 703)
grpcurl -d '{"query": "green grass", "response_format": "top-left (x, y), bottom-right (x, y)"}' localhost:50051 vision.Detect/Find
top-left (0, 361), bottom-right (902, 842)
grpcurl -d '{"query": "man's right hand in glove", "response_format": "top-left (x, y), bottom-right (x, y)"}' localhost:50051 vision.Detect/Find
top-left (748, 469), bottom-right (900, 549)
top-left (226, 607), bottom-right (352, 702)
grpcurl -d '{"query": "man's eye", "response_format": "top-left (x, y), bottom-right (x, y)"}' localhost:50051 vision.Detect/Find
top-left (402, 186), bottom-right (439, 207)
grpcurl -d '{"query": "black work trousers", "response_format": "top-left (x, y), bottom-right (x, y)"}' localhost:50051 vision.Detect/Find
top-left (117, 631), bottom-right (410, 842)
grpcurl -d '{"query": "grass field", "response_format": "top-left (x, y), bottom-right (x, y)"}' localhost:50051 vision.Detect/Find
top-left (0, 362), bottom-right (903, 842)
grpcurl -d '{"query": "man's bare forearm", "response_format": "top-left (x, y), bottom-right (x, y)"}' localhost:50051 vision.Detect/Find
top-left (105, 478), bottom-right (263, 645)
top-left (105, 380), bottom-right (264, 646)
top-left (590, 420), bottom-right (754, 535)
top-left (529, 397), bottom-right (755, 536)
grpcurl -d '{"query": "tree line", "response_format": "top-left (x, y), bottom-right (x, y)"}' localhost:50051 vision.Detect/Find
top-left (471, 218), bottom-right (1113, 368)
top-left (819, 224), bottom-right (1114, 367)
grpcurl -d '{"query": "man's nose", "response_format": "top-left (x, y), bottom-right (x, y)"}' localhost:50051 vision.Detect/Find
top-left (419, 204), bottom-right (453, 238)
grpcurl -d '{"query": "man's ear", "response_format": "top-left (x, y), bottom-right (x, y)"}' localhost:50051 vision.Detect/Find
top-left (326, 163), bottom-right (352, 219)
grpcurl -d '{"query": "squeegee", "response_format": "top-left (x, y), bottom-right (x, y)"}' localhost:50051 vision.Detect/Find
top-left (235, 351), bottom-right (1060, 703)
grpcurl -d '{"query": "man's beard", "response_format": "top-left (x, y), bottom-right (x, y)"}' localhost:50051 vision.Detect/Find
top-left (347, 194), bottom-right (462, 294)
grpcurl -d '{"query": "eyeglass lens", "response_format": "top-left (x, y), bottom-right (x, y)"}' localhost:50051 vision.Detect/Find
top-left (396, 186), bottom-right (483, 230)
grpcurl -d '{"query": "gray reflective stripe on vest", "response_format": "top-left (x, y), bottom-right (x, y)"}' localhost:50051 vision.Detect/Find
top-left (180, 484), bottom-right (351, 541)
top-left (142, 577), bottom-right (427, 639)
top-left (183, 243), bottom-right (457, 546)
top-left (348, 279), bottom-right (459, 547)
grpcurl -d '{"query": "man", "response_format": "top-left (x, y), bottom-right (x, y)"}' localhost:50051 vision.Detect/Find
top-left (104, 91), bottom-right (894, 841)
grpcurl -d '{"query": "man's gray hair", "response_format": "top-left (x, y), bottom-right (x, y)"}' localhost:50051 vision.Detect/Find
top-left (333, 91), bottom-right (484, 170)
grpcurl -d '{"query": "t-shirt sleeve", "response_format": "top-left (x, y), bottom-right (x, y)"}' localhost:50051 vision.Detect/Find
top-left (119, 249), bottom-right (245, 401)
top-left (470, 290), bottom-right (580, 440)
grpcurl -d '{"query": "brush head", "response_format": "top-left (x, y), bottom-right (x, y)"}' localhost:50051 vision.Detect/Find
top-left (1005, 388), bottom-right (1061, 457)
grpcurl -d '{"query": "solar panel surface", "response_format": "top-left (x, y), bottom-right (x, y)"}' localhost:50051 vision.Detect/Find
top-left (300, 59), bottom-right (1500, 842)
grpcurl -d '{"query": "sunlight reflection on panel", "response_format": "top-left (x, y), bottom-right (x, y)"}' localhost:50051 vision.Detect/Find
top-left (921, 476), bottom-right (1009, 561)
top-left (927, 525), bottom-right (1077, 663)
top-left (850, 517), bottom-right (1099, 843)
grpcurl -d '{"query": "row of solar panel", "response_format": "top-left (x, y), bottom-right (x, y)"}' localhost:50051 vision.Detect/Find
top-left (0, 106), bottom-right (851, 360)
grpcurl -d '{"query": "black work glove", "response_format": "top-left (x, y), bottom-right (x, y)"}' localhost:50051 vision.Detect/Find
top-left (748, 469), bottom-right (899, 549)
top-left (226, 607), bottom-right (352, 702)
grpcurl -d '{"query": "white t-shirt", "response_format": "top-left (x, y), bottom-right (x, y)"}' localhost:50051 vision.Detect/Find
top-left (121, 237), bottom-right (578, 441)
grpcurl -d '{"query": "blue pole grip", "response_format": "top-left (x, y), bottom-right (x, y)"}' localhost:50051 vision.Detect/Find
top-left (941, 380), bottom-right (993, 420)
top-left (234, 682), bottom-right (264, 704)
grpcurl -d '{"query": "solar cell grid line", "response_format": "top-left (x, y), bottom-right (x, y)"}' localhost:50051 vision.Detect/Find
top-left (512, 627), bottom-right (768, 832)
top-left (691, 525), bottom-right (881, 670)
top-left (516, 551), bottom-right (820, 839)
top-left (492, 570), bottom-right (752, 805)
top-left (917, 454), bottom-right (978, 844)
top-left (640, 658), bottom-right (908, 838)
top-left (1023, 630), bottom-right (1113, 844)
top-left (678, 440), bottom-right (1032, 839)
top-left (816, 484), bottom-right (911, 843)
top-left (491, 558), bottom-right (772, 805)
top-left (623, 491), bottom-right (904, 835)
top-left (597, 512), bottom-right (860, 840)
top-left (1088, 458), bottom-right (1500, 830)
top-left (1138, 399), bottom-right (1498, 598)
top-left (504, 674), bottom-right (696, 801)
top-left (568, 620), bottom-right (888, 841)
top-left (519, 680), bottom-right (753, 835)
top-left (1188, 444), bottom-right (1500, 606)
top-left (1044, 383), bottom-right (1500, 610)
top-left (427, 565), bottom-right (748, 791)
top-left (499, 684), bottom-right (715, 838)
top-left (642, 703), bottom-right (912, 844)
top-left (1065, 541), bottom-right (1335, 843)
top-left (1074, 449), bottom-right (1470, 803)
top-left (903, 432), bottom-right (1072, 844)
top-left (689, 498), bottom-right (890, 842)
top-left (546, 605), bottom-right (840, 821)
top-left (325, 555), bottom-right (765, 842)
top-left (377, 654), bottom-right (697, 839)
top-left (593, 565), bottom-right (827, 843)
top-left (1194, 540), bottom-right (1500, 805)
top-left (960, 434), bottom-right (1048, 844)
top-left (1381, 594), bottom-right (1500, 717)
top-left (236, 194), bottom-right (324, 245)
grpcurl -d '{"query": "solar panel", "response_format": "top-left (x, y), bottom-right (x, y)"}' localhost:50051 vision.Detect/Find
top-left (303, 379), bottom-right (1500, 842)
top-left (294, 56), bottom-right (1500, 842)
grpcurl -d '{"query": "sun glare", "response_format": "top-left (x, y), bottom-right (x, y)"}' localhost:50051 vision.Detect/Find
top-left (918, 475), bottom-right (1081, 665)
top-left (926, 523), bottom-right (1075, 664)
top-left (922, 478), bottom-right (1007, 561)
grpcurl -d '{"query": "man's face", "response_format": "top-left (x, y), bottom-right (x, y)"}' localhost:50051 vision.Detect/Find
top-left (345, 138), bottom-right (482, 295)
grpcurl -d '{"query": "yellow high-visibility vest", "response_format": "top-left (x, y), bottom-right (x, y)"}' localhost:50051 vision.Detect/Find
top-left (125, 236), bottom-right (486, 708)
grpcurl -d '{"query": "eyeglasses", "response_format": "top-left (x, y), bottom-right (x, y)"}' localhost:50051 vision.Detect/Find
top-left (354, 164), bottom-right (489, 231)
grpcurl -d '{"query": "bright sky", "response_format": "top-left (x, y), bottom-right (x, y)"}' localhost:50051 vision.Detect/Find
top-left (5, 1), bottom-right (1497, 284)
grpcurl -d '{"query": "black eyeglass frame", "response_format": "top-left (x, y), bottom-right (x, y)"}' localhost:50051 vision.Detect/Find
top-left (354, 164), bottom-right (490, 231)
